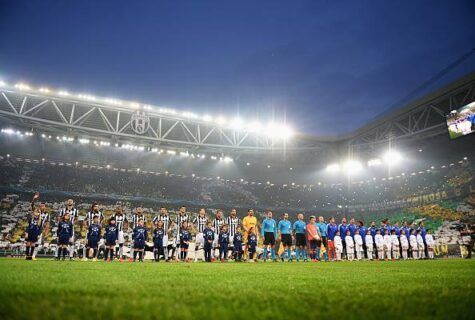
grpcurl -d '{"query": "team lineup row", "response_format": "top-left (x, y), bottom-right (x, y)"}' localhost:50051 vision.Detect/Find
top-left (24, 194), bottom-right (436, 262)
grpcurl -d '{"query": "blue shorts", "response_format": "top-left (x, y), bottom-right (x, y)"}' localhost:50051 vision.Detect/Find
top-left (88, 239), bottom-right (99, 248)
top-left (134, 240), bottom-right (145, 249)
top-left (58, 235), bottom-right (70, 245)
top-left (105, 239), bottom-right (116, 246)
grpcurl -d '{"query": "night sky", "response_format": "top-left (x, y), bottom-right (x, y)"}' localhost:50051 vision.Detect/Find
top-left (1, 1), bottom-right (474, 136)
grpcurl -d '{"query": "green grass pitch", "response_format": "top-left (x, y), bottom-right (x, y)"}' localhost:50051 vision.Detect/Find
top-left (0, 259), bottom-right (474, 320)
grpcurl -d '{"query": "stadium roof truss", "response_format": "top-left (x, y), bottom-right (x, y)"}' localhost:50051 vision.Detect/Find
top-left (346, 72), bottom-right (475, 150)
top-left (0, 72), bottom-right (474, 155)
top-left (0, 89), bottom-right (326, 153)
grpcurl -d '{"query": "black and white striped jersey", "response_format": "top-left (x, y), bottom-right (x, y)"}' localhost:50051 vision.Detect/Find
top-left (86, 210), bottom-right (104, 225)
top-left (193, 216), bottom-right (208, 233)
top-left (112, 214), bottom-right (126, 231)
top-left (40, 211), bottom-right (50, 229)
top-left (153, 214), bottom-right (170, 231)
top-left (227, 216), bottom-right (240, 236)
top-left (132, 214), bottom-right (147, 229)
top-left (59, 207), bottom-right (79, 223)
top-left (212, 218), bottom-right (225, 234)
top-left (176, 214), bottom-right (189, 233)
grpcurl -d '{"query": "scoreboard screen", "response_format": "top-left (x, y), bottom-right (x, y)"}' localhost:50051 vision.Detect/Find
top-left (446, 101), bottom-right (475, 139)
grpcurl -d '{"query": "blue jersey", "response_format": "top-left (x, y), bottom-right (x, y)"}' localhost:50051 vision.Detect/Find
top-left (392, 226), bottom-right (400, 237)
top-left (153, 228), bottom-right (165, 247)
top-left (401, 226), bottom-right (410, 239)
top-left (133, 226), bottom-right (147, 242)
top-left (417, 226), bottom-right (426, 240)
top-left (293, 220), bottom-right (306, 234)
top-left (261, 218), bottom-right (277, 237)
top-left (316, 222), bottom-right (327, 237)
top-left (278, 220), bottom-right (292, 235)
top-left (219, 231), bottom-right (230, 244)
top-left (180, 230), bottom-right (191, 243)
top-left (358, 226), bottom-right (367, 242)
top-left (348, 223), bottom-right (357, 237)
top-left (338, 223), bottom-right (348, 239)
top-left (203, 228), bottom-right (214, 243)
top-left (326, 223), bottom-right (338, 240)
top-left (248, 234), bottom-right (257, 247)
top-left (28, 216), bottom-right (42, 235)
top-left (87, 224), bottom-right (102, 242)
top-left (369, 226), bottom-right (377, 239)
top-left (105, 225), bottom-right (119, 243)
top-left (234, 232), bottom-right (243, 247)
top-left (57, 220), bottom-right (73, 238)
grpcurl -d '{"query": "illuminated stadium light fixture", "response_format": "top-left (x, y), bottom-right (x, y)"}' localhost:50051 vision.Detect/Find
top-left (223, 156), bottom-right (233, 162)
top-left (129, 102), bottom-right (140, 109)
top-left (326, 163), bottom-right (340, 173)
top-left (79, 138), bottom-right (90, 144)
top-left (343, 160), bottom-right (363, 175)
top-left (367, 158), bottom-right (382, 167)
top-left (38, 87), bottom-right (50, 93)
top-left (240, 178), bottom-right (244, 182)
top-left (106, 164), bottom-right (111, 169)
top-left (267, 164), bottom-right (271, 168)
top-left (180, 151), bottom-right (190, 157)
top-left (14, 83), bottom-right (31, 90)
top-left (246, 162), bottom-right (250, 166)
top-left (167, 150), bottom-right (177, 155)
top-left (383, 150), bottom-right (402, 166)
top-left (58, 90), bottom-right (70, 96)
top-left (100, 141), bottom-right (110, 146)
top-left (216, 116), bottom-right (227, 125)
top-left (202, 115), bottom-right (213, 122)
top-left (0, 80), bottom-right (6, 87)
top-left (230, 118), bottom-right (243, 129)
top-left (210, 156), bottom-right (217, 160)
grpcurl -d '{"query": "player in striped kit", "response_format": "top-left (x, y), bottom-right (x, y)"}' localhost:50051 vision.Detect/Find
top-left (212, 210), bottom-right (226, 259)
top-left (192, 208), bottom-right (208, 262)
top-left (30, 193), bottom-right (50, 260)
top-left (129, 205), bottom-right (147, 262)
top-left (227, 208), bottom-right (240, 258)
top-left (174, 205), bottom-right (189, 261)
top-left (112, 206), bottom-right (127, 261)
top-left (58, 199), bottom-right (78, 260)
top-left (153, 206), bottom-right (170, 261)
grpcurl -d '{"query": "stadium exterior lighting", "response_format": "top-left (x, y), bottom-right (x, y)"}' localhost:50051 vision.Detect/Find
top-left (326, 163), bottom-right (340, 173)
top-left (383, 150), bottom-right (402, 166)
top-left (367, 158), bottom-right (382, 167)
top-left (343, 160), bottom-right (363, 175)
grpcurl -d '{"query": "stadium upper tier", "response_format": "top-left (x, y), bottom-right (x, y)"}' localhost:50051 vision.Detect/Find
top-left (0, 72), bottom-right (474, 160)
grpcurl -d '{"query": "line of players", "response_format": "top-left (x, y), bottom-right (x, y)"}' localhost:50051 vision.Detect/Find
top-left (25, 194), bottom-right (436, 262)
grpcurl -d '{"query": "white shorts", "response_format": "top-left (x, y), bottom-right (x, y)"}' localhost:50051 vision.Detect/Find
top-left (118, 231), bottom-right (124, 244)
top-left (162, 235), bottom-right (169, 247)
top-left (36, 233), bottom-right (43, 245)
top-left (212, 235), bottom-right (219, 248)
top-left (229, 235), bottom-right (234, 245)
top-left (195, 233), bottom-right (204, 248)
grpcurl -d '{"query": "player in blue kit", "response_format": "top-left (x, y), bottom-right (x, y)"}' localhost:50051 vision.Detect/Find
top-left (261, 211), bottom-right (277, 262)
top-left (293, 213), bottom-right (308, 262)
top-left (247, 227), bottom-right (258, 262)
top-left (133, 218), bottom-right (148, 262)
top-left (233, 225), bottom-right (244, 262)
top-left (153, 220), bottom-right (165, 262)
top-left (218, 224), bottom-right (230, 262)
top-left (338, 218), bottom-right (349, 259)
top-left (25, 209), bottom-right (42, 260)
top-left (87, 215), bottom-right (102, 261)
top-left (56, 212), bottom-right (73, 261)
top-left (104, 217), bottom-right (118, 262)
top-left (326, 217), bottom-right (338, 261)
top-left (203, 221), bottom-right (214, 262)
top-left (278, 213), bottom-right (293, 262)
top-left (179, 221), bottom-right (192, 262)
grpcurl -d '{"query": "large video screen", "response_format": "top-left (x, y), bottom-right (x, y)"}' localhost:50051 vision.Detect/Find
top-left (446, 101), bottom-right (475, 139)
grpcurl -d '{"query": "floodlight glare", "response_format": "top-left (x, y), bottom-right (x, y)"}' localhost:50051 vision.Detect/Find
top-left (383, 150), bottom-right (402, 166)
top-left (326, 163), bottom-right (340, 173)
top-left (367, 158), bottom-right (382, 167)
top-left (343, 160), bottom-right (363, 175)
